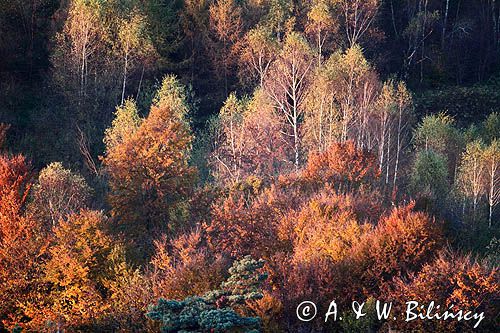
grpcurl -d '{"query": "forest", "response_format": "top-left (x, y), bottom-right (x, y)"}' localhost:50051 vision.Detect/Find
top-left (0, 0), bottom-right (499, 332)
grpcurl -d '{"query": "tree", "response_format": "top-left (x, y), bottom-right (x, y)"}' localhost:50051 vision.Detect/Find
top-left (208, 0), bottom-right (243, 97)
top-left (305, 0), bottom-right (338, 67)
top-left (205, 189), bottom-right (282, 259)
top-left (372, 79), bottom-right (413, 191)
top-left (23, 210), bottom-right (112, 331)
top-left (302, 66), bottom-right (342, 152)
top-left (414, 113), bottom-right (463, 180)
top-left (264, 32), bottom-right (314, 170)
top-left (352, 202), bottom-right (444, 296)
top-left (391, 81), bottom-right (413, 191)
top-left (481, 112), bottom-right (500, 144)
top-left (28, 162), bottom-right (92, 228)
top-left (291, 192), bottom-right (369, 263)
top-left (116, 10), bottom-right (156, 104)
top-left (209, 93), bottom-right (249, 185)
top-left (263, 0), bottom-right (295, 42)
top-left (457, 140), bottom-right (486, 221)
top-left (243, 89), bottom-right (291, 179)
top-left (103, 75), bottom-right (197, 259)
top-left (51, 0), bottom-right (106, 102)
top-left (303, 141), bottom-right (379, 192)
top-left (482, 140), bottom-right (499, 227)
top-left (146, 256), bottom-right (267, 333)
top-left (149, 230), bottom-right (228, 301)
top-left (239, 25), bottom-right (278, 86)
top-left (336, 0), bottom-right (380, 47)
top-left (402, 2), bottom-right (440, 81)
top-left (209, 90), bottom-right (290, 184)
top-left (103, 98), bottom-right (142, 152)
top-left (0, 155), bottom-right (46, 331)
top-left (324, 45), bottom-right (377, 144)
top-left (389, 251), bottom-right (498, 332)
top-left (411, 150), bottom-right (449, 204)
top-left (103, 245), bottom-right (153, 331)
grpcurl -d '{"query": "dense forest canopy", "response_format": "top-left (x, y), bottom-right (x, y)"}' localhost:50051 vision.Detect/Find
top-left (0, 0), bottom-right (499, 332)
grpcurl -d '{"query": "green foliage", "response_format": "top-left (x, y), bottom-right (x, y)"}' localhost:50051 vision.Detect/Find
top-left (147, 256), bottom-right (266, 332)
top-left (480, 112), bottom-right (500, 144)
top-left (411, 150), bottom-right (449, 202)
top-left (340, 298), bottom-right (378, 333)
top-left (28, 162), bottom-right (92, 226)
top-left (413, 113), bottom-right (461, 156)
top-left (104, 99), bottom-right (142, 152)
top-left (415, 85), bottom-right (500, 126)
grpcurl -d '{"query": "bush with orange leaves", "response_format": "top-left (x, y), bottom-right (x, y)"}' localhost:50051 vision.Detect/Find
top-left (347, 202), bottom-right (444, 298)
top-left (0, 154), bottom-right (47, 330)
top-left (205, 187), bottom-right (289, 259)
top-left (287, 191), bottom-right (371, 263)
top-left (302, 140), bottom-right (380, 192)
top-left (22, 210), bottom-right (113, 331)
top-left (149, 230), bottom-right (229, 301)
top-left (387, 251), bottom-right (499, 332)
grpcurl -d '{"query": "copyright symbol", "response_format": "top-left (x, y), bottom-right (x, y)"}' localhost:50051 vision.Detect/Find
top-left (296, 301), bottom-right (317, 322)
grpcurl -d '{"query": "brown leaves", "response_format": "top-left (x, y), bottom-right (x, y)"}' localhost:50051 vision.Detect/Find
top-left (103, 76), bottom-right (197, 258)
top-left (303, 140), bottom-right (379, 191)
top-left (388, 251), bottom-right (499, 331)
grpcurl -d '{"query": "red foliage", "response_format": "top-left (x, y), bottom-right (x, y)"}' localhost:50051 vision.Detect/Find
top-left (350, 202), bottom-right (444, 296)
top-left (387, 251), bottom-right (499, 332)
top-left (205, 188), bottom-right (286, 259)
top-left (303, 141), bottom-right (380, 191)
top-left (0, 155), bottom-right (46, 329)
top-left (149, 230), bottom-right (228, 300)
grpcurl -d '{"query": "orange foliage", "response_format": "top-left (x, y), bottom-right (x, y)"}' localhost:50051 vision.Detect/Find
top-left (103, 78), bottom-right (197, 258)
top-left (149, 230), bottom-right (228, 300)
top-left (289, 192), bottom-right (371, 263)
top-left (22, 210), bottom-right (112, 331)
top-left (0, 154), bottom-right (46, 330)
top-left (388, 251), bottom-right (499, 332)
top-left (205, 187), bottom-right (287, 259)
top-left (303, 140), bottom-right (379, 191)
top-left (351, 202), bottom-right (444, 296)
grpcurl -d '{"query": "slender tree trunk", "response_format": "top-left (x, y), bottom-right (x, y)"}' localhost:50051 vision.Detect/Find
top-left (393, 108), bottom-right (402, 191)
top-left (121, 52), bottom-right (128, 105)
top-left (293, 87), bottom-right (299, 170)
top-left (442, 0), bottom-right (450, 48)
top-left (317, 29), bottom-right (322, 68)
top-left (390, 0), bottom-right (398, 37)
top-left (386, 130), bottom-right (391, 185)
top-left (489, 202), bottom-right (493, 228)
top-left (136, 64), bottom-right (145, 100)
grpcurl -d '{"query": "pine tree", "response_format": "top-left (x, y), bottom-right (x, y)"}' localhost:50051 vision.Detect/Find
top-left (147, 256), bottom-right (266, 332)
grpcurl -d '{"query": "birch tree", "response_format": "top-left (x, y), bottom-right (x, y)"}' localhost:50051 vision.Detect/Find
top-left (264, 32), bottom-right (314, 170)
top-left (52, 0), bottom-right (103, 101)
top-left (116, 10), bottom-right (156, 105)
top-left (303, 65), bottom-right (341, 153)
top-left (483, 140), bottom-right (500, 227)
top-left (305, 0), bottom-right (338, 67)
top-left (335, 0), bottom-right (380, 47)
top-left (325, 45), bottom-right (374, 144)
top-left (209, 93), bottom-right (248, 184)
top-left (373, 79), bottom-right (413, 188)
top-left (458, 140), bottom-right (486, 221)
top-left (239, 25), bottom-right (279, 87)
